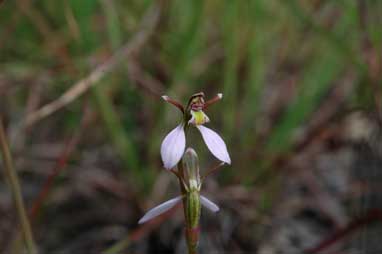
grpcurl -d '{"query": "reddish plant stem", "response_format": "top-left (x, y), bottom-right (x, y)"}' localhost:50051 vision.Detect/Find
top-left (28, 134), bottom-right (78, 219)
top-left (29, 103), bottom-right (93, 220)
top-left (304, 209), bottom-right (382, 254)
top-left (185, 227), bottom-right (200, 254)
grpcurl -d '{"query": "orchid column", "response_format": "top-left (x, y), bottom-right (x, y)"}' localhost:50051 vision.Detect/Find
top-left (139, 92), bottom-right (231, 254)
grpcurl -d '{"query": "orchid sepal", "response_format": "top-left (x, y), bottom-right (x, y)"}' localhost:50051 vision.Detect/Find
top-left (160, 124), bottom-right (186, 170)
top-left (196, 125), bottom-right (231, 164)
top-left (200, 195), bottom-right (220, 213)
top-left (138, 196), bottom-right (183, 224)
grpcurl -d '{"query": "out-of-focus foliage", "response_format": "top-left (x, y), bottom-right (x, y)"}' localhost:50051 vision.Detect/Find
top-left (0, 0), bottom-right (381, 253)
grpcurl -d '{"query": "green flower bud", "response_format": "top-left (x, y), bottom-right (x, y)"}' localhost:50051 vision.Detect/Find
top-left (182, 148), bottom-right (202, 231)
top-left (182, 148), bottom-right (201, 191)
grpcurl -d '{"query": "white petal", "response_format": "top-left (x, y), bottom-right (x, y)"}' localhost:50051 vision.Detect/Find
top-left (201, 195), bottom-right (219, 213)
top-left (161, 124), bottom-right (186, 169)
top-left (196, 125), bottom-right (231, 164)
top-left (138, 196), bottom-right (182, 224)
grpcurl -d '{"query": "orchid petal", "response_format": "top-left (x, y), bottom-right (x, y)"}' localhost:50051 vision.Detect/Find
top-left (204, 93), bottom-right (223, 109)
top-left (161, 124), bottom-right (186, 169)
top-left (138, 196), bottom-right (182, 224)
top-left (196, 125), bottom-right (231, 164)
top-left (201, 195), bottom-right (219, 213)
top-left (162, 95), bottom-right (184, 113)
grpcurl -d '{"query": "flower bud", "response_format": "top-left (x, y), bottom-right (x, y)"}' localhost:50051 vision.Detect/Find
top-left (182, 148), bottom-right (202, 229)
top-left (182, 148), bottom-right (201, 190)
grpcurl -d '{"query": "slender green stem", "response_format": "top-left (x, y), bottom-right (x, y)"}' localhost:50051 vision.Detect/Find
top-left (177, 151), bottom-right (200, 254)
top-left (0, 119), bottom-right (37, 254)
top-left (178, 162), bottom-right (198, 254)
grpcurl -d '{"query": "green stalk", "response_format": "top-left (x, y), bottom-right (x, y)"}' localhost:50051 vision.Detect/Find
top-left (177, 161), bottom-right (198, 254)
top-left (0, 119), bottom-right (37, 254)
top-left (177, 159), bottom-right (200, 254)
top-left (178, 145), bottom-right (202, 254)
top-left (185, 191), bottom-right (201, 254)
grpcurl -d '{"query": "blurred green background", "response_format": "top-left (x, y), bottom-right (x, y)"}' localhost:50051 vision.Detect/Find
top-left (0, 0), bottom-right (381, 253)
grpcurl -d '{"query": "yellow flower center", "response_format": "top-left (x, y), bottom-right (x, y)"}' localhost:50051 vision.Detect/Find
top-left (190, 110), bottom-right (209, 125)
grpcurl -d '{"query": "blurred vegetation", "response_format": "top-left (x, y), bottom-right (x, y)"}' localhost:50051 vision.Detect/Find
top-left (0, 0), bottom-right (381, 253)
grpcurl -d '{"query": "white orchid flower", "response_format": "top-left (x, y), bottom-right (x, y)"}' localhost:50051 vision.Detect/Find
top-left (160, 92), bottom-right (231, 170)
top-left (139, 148), bottom-right (220, 224)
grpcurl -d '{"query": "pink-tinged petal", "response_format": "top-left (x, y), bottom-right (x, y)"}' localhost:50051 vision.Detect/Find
top-left (161, 124), bottom-right (186, 169)
top-left (196, 125), bottom-right (231, 164)
top-left (138, 196), bottom-right (182, 224)
top-left (201, 195), bottom-right (219, 213)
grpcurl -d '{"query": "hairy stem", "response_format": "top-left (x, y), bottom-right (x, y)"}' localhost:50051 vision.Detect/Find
top-left (0, 119), bottom-right (37, 254)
